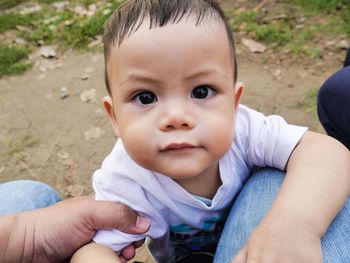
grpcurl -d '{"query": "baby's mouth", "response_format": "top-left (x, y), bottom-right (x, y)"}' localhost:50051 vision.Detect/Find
top-left (161, 143), bottom-right (196, 152)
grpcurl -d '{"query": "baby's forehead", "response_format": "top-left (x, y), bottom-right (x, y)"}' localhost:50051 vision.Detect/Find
top-left (108, 18), bottom-right (233, 79)
top-left (112, 13), bottom-right (226, 52)
top-left (107, 21), bottom-right (230, 75)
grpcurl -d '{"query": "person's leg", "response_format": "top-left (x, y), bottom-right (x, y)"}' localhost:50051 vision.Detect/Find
top-left (321, 196), bottom-right (350, 262)
top-left (214, 168), bottom-right (284, 263)
top-left (0, 180), bottom-right (62, 215)
top-left (344, 48), bottom-right (350, 67)
top-left (317, 66), bottom-right (350, 150)
top-left (214, 168), bottom-right (350, 263)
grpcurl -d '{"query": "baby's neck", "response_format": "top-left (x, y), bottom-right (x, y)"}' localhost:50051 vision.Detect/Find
top-left (174, 163), bottom-right (222, 199)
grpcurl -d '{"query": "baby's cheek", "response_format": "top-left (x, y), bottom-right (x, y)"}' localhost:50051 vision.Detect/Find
top-left (215, 131), bottom-right (233, 153)
top-left (122, 129), bottom-right (155, 168)
top-left (209, 120), bottom-right (234, 155)
top-left (127, 141), bottom-right (144, 157)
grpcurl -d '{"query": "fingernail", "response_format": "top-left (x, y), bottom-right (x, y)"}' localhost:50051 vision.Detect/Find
top-left (136, 215), bottom-right (150, 231)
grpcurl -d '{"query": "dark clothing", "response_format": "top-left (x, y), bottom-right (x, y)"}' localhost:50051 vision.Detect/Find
top-left (317, 49), bottom-right (350, 150)
top-left (345, 48), bottom-right (350, 68)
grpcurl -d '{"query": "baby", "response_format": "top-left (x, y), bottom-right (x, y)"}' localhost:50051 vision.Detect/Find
top-left (71, 1), bottom-right (350, 262)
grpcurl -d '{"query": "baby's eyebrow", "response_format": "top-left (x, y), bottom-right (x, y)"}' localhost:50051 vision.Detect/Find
top-left (120, 74), bottom-right (163, 87)
top-left (184, 69), bottom-right (229, 82)
top-left (119, 68), bottom-right (229, 89)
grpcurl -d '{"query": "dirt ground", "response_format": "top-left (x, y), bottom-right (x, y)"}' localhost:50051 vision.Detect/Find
top-left (0, 1), bottom-right (347, 261)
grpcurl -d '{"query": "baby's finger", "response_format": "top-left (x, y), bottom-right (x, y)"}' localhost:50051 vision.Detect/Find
top-left (231, 246), bottom-right (247, 263)
top-left (120, 244), bottom-right (136, 260)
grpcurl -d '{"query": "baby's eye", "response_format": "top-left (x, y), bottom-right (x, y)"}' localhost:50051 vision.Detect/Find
top-left (133, 91), bottom-right (158, 105)
top-left (191, 85), bottom-right (215, 99)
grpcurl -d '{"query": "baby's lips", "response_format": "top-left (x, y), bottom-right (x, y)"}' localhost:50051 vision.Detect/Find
top-left (162, 142), bottom-right (195, 151)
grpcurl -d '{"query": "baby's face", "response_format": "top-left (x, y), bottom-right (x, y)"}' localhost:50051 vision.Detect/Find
top-left (105, 15), bottom-right (243, 182)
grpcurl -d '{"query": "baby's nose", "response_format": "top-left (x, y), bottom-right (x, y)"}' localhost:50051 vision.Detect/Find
top-left (159, 106), bottom-right (195, 131)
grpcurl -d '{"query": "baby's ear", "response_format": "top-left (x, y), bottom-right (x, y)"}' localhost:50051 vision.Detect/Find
top-left (102, 96), bottom-right (120, 137)
top-left (234, 82), bottom-right (244, 111)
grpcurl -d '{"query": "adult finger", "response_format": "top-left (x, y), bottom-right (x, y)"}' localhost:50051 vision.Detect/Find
top-left (232, 246), bottom-right (247, 263)
top-left (77, 198), bottom-right (150, 234)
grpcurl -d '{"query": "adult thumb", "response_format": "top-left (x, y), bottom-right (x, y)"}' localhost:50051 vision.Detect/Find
top-left (81, 198), bottom-right (150, 234)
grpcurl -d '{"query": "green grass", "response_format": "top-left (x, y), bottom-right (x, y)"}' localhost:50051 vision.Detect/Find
top-left (289, 0), bottom-right (350, 36)
top-left (14, 1), bottom-right (122, 50)
top-left (0, 44), bottom-right (31, 77)
top-left (287, 26), bottom-right (321, 58)
top-left (297, 88), bottom-right (319, 116)
top-left (0, 0), bottom-right (125, 77)
top-left (20, 10), bottom-right (73, 44)
top-left (0, 0), bottom-right (69, 9)
top-left (0, 13), bottom-right (33, 33)
top-left (0, 0), bottom-right (26, 10)
top-left (288, 0), bottom-right (345, 11)
top-left (232, 12), bottom-right (294, 47)
top-left (233, 11), bottom-right (259, 24)
top-left (230, 4), bottom-right (348, 58)
top-left (76, 0), bottom-right (100, 6)
top-left (253, 24), bottom-right (292, 46)
top-left (38, 0), bottom-right (61, 3)
top-left (58, 8), bottom-right (111, 49)
top-left (56, 1), bottom-right (122, 49)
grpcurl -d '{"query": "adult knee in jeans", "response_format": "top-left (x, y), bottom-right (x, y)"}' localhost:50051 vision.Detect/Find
top-left (344, 48), bottom-right (350, 67)
top-left (317, 67), bottom-right (350, 150)
top-left (0, 180), bottom-right (62, 215)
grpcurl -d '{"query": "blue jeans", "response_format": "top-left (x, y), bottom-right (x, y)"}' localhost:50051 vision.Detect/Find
top-left (0, 180), bottom-right (62, 215)
top-left (214, 169), bottom-right (350, 262)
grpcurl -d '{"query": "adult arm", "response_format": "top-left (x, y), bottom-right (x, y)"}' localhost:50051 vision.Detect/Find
top-left (0, 196), bottom-right (150, 263)
top-left (233, 131), bottom-right (350, 262)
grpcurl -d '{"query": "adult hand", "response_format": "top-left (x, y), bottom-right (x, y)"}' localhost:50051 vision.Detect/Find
top-left (231, 211), bottom-right (322, 263)
top-left (0, 196), bottom-right (150, 263)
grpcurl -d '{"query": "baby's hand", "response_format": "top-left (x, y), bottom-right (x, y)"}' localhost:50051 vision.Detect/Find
top-left (71, 243), bottom-right (122, 263)
top-left (231, 212), bottom-right (322, 263)
top-left (119, 239), bottom-right (145, 262)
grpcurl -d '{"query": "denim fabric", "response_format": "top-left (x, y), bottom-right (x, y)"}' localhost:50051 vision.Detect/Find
top-left (0, 180), bottom-right (62, 215)
top-left (214, 168), bottom-right (350, 263)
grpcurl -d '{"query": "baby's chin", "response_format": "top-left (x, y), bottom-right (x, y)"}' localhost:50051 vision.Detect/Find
top-left (162, 170), bottom-right (200, 180)
top-left (154, 165), bottom-right (210, 180)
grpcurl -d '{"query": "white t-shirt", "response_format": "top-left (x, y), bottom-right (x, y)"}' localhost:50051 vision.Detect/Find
top-left (92, 105), bottom-right (307, 262)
